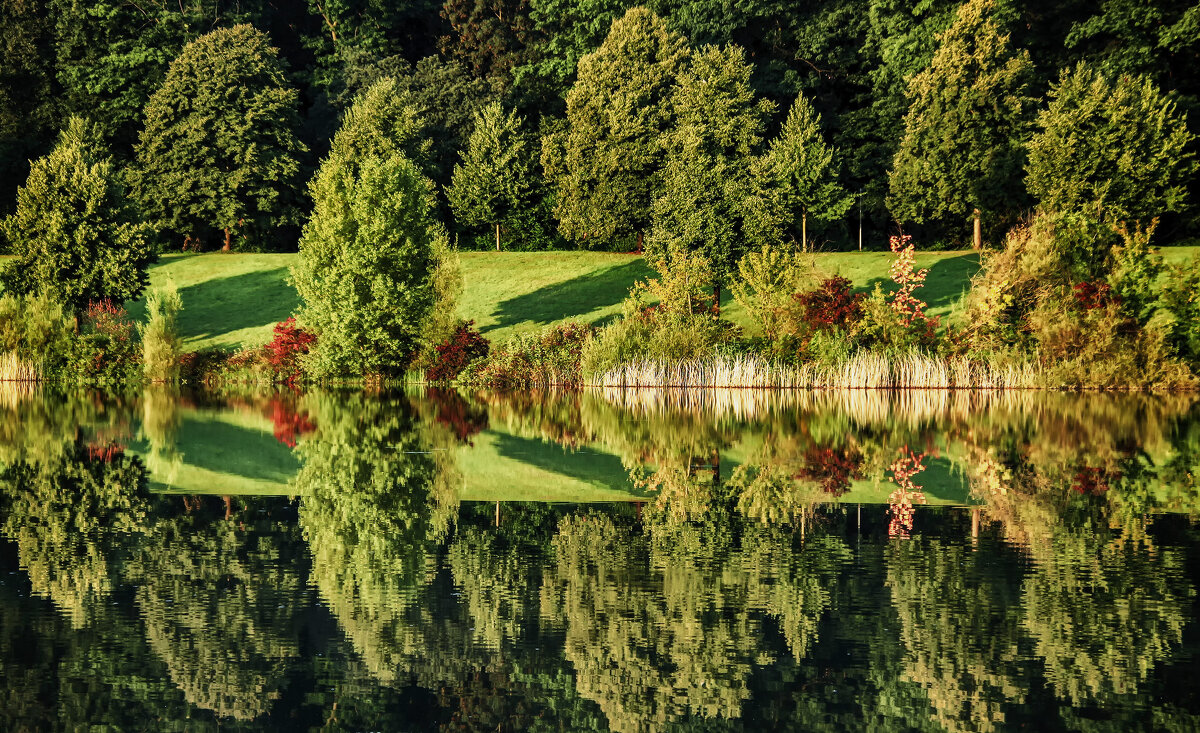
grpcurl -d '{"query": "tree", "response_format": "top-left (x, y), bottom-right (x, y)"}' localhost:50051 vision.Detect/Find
top-left (543, 7), bottom-right (689, 248)
top-left (438, 0), bottom-right (535, 79)
top-left (1026, 63), bottom-right (1196, 224)
top-left (292, 152), bottom-right (439, 378)
top-left (754, 93), bottom-right (853, 251)
top-left (448, 102), bottom-right (536, 250)
top-left (328, 76), bottom-right (432, 177)
top-left (887, 0), bottom-right (1034, 242)
top-left (130, 24), bottom-right (305, 251)
top-left (0, 0), bottom-right (56, 213)
top-left (648, 44), bottom-right (772, 290)
top-left (0, 118), bottom-right (155, 309)
top-left (516, 0), bottom-right (630, 92)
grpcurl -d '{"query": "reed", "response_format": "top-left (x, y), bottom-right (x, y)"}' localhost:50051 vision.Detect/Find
top-left (0, 352), bottom-right (40, 382)
top-left (590, 352), bottom-right (1038, 390)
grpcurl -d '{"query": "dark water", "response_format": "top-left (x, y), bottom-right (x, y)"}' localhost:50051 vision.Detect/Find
top-left (1, 386), bottom-right (1199, 731)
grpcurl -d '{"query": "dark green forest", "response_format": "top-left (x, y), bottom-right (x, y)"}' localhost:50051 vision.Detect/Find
top-left (2, 0), bottom-right (1198, 252)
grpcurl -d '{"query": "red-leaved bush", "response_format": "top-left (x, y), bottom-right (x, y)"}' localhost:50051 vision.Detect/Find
top-left (1072, 281), bottom-right (1118, 311)
top-left (264, 318), bottom-right (316, 383)
top-left (427, 321), bottom-right (490, 382)
top-left (793, 276), bottom-right (864, 332)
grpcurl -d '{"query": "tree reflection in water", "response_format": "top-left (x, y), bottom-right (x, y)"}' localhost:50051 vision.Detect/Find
top-left (0, 387), bottom-right (1194, 729)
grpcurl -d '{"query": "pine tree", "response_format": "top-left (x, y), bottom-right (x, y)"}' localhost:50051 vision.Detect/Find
top-left (543, 7), bottom-right (689, 248)
top-left (0, 118), bottom-right (154, 309)
top-left (648, 44), bottom-right (772, 290)
top-left (754, 93), bottom-right (852, 252)
top-left (887, 0), bottom-right (1034, 241)
top-left (447, 102), bottom-right (535, 250)
top-left (130, 24), bottom-right (305, 251)
top-left (292, 151), bottom-right (440, 378)
top-left (1027, 63), bottom-right (1195, 224)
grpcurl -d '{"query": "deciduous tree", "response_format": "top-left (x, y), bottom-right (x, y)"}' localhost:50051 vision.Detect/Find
top-left (448, 102), bottom-right (536, 250)
top-left (130, 25), bottom-right (305, 251)
top-left (1026, 63), bottom-right (1195, 224)
top-left (887, 0), bottom-right (1034, 241)
top-left (543, 7), bottom-right (689, 248)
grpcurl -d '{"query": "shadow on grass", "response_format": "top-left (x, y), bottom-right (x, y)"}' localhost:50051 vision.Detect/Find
top-left (490, 259), bottom-right (654, 332)
top-left (493, 433), bottom-right (640, 494)
top-left (174, 267), bottom-right (300, 345)
top-left (861, 253), bottom-right (981, 313)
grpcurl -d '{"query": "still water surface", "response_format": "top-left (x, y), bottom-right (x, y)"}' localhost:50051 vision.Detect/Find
top-left (1, 386), bottom-right (1198, 730)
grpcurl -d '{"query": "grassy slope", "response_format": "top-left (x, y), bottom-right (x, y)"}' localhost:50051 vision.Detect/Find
top-left (128, 247), bottom-right (1200, 350)
top-left (128, 249), bottom-right (1002, 350)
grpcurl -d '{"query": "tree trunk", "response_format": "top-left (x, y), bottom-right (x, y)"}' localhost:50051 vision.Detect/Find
top-left (495, 221), bottom-right (501, 251)
top-left (802, 211), bottom-right (808, 252)
top-left (222, 227), bottom-right (231, 252)
top-left (635, 230), bottom-right (643, 254)
top-left (712, 282), bottom-right (721, 317)
top-left (973, 209), bottom-right (981, 250)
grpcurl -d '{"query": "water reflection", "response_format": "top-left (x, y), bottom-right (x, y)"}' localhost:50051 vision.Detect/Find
top-left (0, 385), bottom-right (1196, 729)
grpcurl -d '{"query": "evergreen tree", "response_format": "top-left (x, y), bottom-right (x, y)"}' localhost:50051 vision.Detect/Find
top-left (448, 102), bottom-right (536, 250)
top-left (130, 24), bottom-right (305, 251)
top-left (754, 93), bottom-right (852, 251)
top-left (543, 7), bottom-right (689, 248)
top-left (1026, 63), bottom-right (1195, 224)
top-left (0, 118), bottom-right (155, 309)
top-left (648, 44), bottom-right (772, 287)
top-left (887, 0), bottom-right (1034, 241)
top-left (292, 152), bottom-right (439, 378)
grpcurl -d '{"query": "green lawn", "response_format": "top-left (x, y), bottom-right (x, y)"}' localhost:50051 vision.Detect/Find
top-left (126, 246), bottom-right (1199, 351)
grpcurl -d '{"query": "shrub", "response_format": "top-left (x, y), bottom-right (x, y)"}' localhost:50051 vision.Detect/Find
top-left (0, 292), bottom-right (75, 375)
top-left (730, 244), bottom-right (821, 334)
top-left (426, 321), bottom-right (489, 383)
top-left (140, 283), bottom-right (183, 383)
top-left (1160, 256), bottom-right (1200, 370)
top-left (263, 317), bottom-right (316, 384)
top-left (69, 300), bottom-right (140, 383)
top-left (467, 322), bottom-right (592, 388)
top-left (580, 247), bottom-right (737, 379)
top-left (179, 348), bottom-right (234, 385)
top-left (792, 276), bottom-right (864, 332)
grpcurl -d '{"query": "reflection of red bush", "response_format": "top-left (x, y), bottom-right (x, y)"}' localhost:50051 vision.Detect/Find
top-left (267, 397), bottom-right (316, 448)
top-left (795, 446), bottom-right (864, 496)
top-left (427, 388), bottom-right (488, 444)
top-left (1071, 466), bottom-right (1115, 495)
top-left (887, 447), bottom-right (928, 539)
top-left (85, 442), bottom-right (125, 462)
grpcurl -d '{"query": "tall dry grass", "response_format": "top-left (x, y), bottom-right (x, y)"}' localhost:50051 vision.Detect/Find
top-left (590, 352), bottom-right (1037, 390)
top-left (0, 352), bottom-right (40, 382)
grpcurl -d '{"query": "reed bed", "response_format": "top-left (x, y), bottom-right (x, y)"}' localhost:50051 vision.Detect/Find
top-left (0, 352), bottom-right (40, 383)
top-left (590, 352), bottom-right (1038, 390)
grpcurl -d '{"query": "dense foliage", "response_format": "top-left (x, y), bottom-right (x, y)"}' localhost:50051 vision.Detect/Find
top-left (1, 118), bottom-right (154, 308)
top-left (129, 25), bottom-right (305, 251)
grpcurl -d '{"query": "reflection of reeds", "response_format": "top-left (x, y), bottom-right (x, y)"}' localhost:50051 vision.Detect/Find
top-left (0, 379), bottom-right (38, 410)
top-left (594, 384), bottom-right (1039, 425)
top-left (0, 352), bottom-right (40, 382)
top-left (591, 352), bottom-right (1037, 389)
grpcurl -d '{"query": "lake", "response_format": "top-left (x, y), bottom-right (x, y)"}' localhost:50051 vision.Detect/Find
top-left (1, 385), bottom-right (1198, 730)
